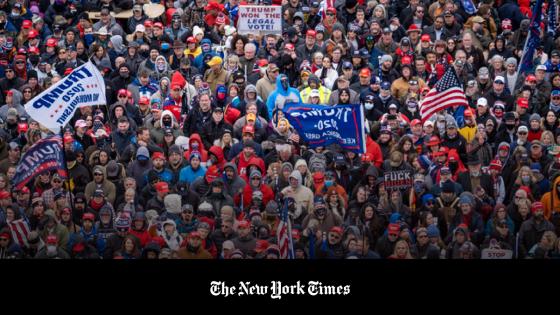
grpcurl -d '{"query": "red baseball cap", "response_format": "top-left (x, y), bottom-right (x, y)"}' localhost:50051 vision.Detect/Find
top-left (153, 22), bottom-right (163, 29)
top-left (238, 220), bottom-right (251, 229)
top-left (144, 20), bottom-right (153, 27)
top-left (285, 43), bottom-right (295, 51)
top-left (154, 181), bottom-right (169, 193)
top-left (46, 235), bottom-right (58, 244)
top-left (401, 55), bottom-right (413, 65)
top-left (28, 46), bottom-right (40, 55)
top-left (28, 29), bottom-right (39, 39)
top-left (46, 38), bottom-right (58, 47)
top-left (242, 124), bottom-right (255, 134)
top-left (525, 74), bottom-right (537, 82)
top-left (387, 223), bottom-right (400, 235)
top-left (410, 119), bottom-right (422, 127)
top-left (152, 152), bottom-right (166, 160)
top-left (329, 226), bottom-right (343, 235)
top-left (138, 97), bottom-right (150, 105)
top-left (83, 213), bottom-right (96, 221)
top-left (306, 30), bottom-right (317, 37)
top-left (22, 20), bottom-right (32, 29)
top-left (359, 68), bottom-right (371, 77)
top-left (0, 190), bottom-right (10, 200)
top-left (531, 201), bottom-right (544, 213)
top-left (421, 34), bottom-right (431, 42)
top-left (517, 97), bottom-right (529, 109)
top-left (327, 7), bottom-right (337, 14)
top-left (187, 36), bottom-right (196, 43)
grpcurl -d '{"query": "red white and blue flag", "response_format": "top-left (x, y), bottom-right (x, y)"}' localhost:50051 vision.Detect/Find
top-left (419, 67), bottom-right (468, 123)
top-left (277, 198), bottom-right (294, 259)
top-left (12, 135), bottom-right (67, 190)
top-left (518, 0), bottom-right (543, 74)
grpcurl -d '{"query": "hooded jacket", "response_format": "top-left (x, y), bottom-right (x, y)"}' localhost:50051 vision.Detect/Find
top-left (540, 176), bottom-right (560, 220)
top-left (266, 74), bottom-right (302, 119)
top-left (239, 84), bottom-right (269, 121)
top-left (152, 109), bottom-right (182, 144)
top-left (84, 165), bottom-right (117, 204)
top-left (222, 162), bottom-right (246, 198)
top-left (255, 70), bottom-right (277, 104)
top-left (183, 133), bottom-right (208, 162)
top-left (160, 220), bottom-right (183, 251)
top-left (280, 170), bottom-right (314, 220)
top-left (129, 212), bottom-right (152, 248)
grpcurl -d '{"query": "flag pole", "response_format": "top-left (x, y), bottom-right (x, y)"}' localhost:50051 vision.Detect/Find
top-left (60, 126), bottom-right (75, 212)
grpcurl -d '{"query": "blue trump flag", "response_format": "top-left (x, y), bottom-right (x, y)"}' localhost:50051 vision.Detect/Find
top-left (12, 135), bottom-right (67, 190)
top-left (282, 103), bottom-right (367, 153)
top-left (518, 0), bottom-right (543, 74)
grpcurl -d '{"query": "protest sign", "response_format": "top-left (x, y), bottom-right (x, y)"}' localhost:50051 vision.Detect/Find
top-left (283, 103), bottom-right (366, 153)
top-left (237, 5), bottom-right (282, 34)
top-left (24, 61), bottom-right (107, 133)
top-left (384, 170), bottom-right (414, 191)
top-left (481, 249), bottom-right (513, 259)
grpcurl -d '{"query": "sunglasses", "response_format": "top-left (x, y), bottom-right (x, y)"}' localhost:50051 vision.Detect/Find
top-left (94, 173), bottom-right (103, 176)
top-left (53, 179), bottom-right (61, 183)
top-left (5, 69), bottom-right (13, 73)
top-left (23, 90), bottom-right (31, 93)
top-left (0, 238), bottom-right (8, 241)
top-left (417, 234), bottom-right (428, 238)
top-left (518, 132), bottom-right (527, 135)
top-left (118, 94), bottom-right (127, 98)
top-left (326, 12), bottom-right (335, 16)
top-left (553, 97), bottom-right (560, 100)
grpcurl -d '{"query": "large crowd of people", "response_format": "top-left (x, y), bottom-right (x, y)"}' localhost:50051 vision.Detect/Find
top-left (0, 0), bottom-right (560, 259)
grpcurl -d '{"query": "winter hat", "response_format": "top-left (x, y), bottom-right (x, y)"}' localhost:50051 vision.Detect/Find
top-left (249, 169), bottom-right (262, 179)
top-left (205, 165), bottom-right (219, 183)
top-left (421, 194), bottom-right (435, 205)
top-left (489, 159), bottom-right (502, 171)
top-left (441, 180), bottom-right (455, 193)
top-left (531, 201), bottom-right (544, 214)
top-left (454, 224), bottom-right (469, 236)
top-left (136, 146), bottom-right (149, 161)
top-left (198, 201), bottom-right (214, 215)
top-left (115, 215), bottom-right (131, 230)
top-left (427, 224), bottom-right (440, 238)
top-left (164, 194), bottom-right (182, 214)
top-left (168, 144), bottom-right (182, 156)
top-left (529, 113), bottom-right (541, 122)
top-left (459, 194), bottom-right (473, 206)
top-left (189, 150), bottom-right (202, 161)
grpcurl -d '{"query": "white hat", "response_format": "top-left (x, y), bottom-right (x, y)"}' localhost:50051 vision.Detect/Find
top-left (423, 120), bottom-right (434, 127)
top-left (135, 24), bottom-right (146, 33)
top-left (494, 76), bottom-right (505, 83)
top-left (536, 64), bottom-right (547, 71)
top-left (477, 97), bottom-right (488, 107)
top-left (309, 89), bottom-right (320, 98)
top-left (193, 25), bottom-right (204, 37)
top-left (95, 26), bottom-right (111, 36)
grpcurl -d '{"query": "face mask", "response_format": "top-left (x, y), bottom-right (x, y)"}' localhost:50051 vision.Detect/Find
top-left (448, 132), bottom-right (456, 139)
top-left (211, 192), bottom-right (222, 198)
top-left (470, 171), bottom-right (480, 177)
top-left (325, 180), bottom-right (334, 188)
top-left (365, 102), bottom-right (374, 110)
top-left (139, 159), bottom-right (148, 166)
top-left (535, 213), bottom-right (544, 220)
top-left (120, 72), bottom-right (129, 78)
top-left (140, 50), bottom-right (150, 58)
top-left (390, 24), bottom-right (398, 31)
top-left (414, 182), bottom-right (424, 193)
top-left (506, 124), bottom-right (515, 130)
top-left (11, 12), bottom-right (20, 17)
top-left (46, 245), bottom-right (57, 257)
top-left (187, 243), bottom-right (200, 252)
top-left (157, 63), bottom-right (165, 71)
top-left (191, 142), bottom-right (199, 150)
top-left (437, 122), bottom-right (446, 130)
top-left (522, 175), bottom-right (531, 184)
top-left (449, 161), bottom-right (458, 173)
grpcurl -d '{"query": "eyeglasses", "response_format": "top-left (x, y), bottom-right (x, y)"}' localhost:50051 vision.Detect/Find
top-left (326, 12), bottom-right (335, 16)
top-left (329, 234), bottom-right (340, 239)
top-left (514, 196), bottom-right (523, 199)
top-left (118, 94), bottom-right (127, 98)
top-left (94, 173), bottom-right (103, 176)
top-left (53, 179), bottom-right (61, 183)
top-left (518, 132), bottom-right (527, 135)
top-left (0, 238), bottom-right (8, 241)
top-left (553, 97), bottom-right (560, 100)
top-left (251, 177), bottom-right (261, 180)
top-left (15, 61), bottom-right (24, 64)
top-left (23, 90), bottom-right (31, 93)
top-left (417, 234), bottom-right (428, 238)
top-left (5, 69), bottom-right (13, 73)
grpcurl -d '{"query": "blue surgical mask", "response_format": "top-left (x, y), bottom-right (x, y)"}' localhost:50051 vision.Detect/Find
top-left (325, 180), bottom-right (334, 188)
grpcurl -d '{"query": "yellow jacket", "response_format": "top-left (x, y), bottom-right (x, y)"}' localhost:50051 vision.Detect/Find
top-left (300, 85), bottom-right (332, 104)
top-left (459, 125), bottom-right (477, 143)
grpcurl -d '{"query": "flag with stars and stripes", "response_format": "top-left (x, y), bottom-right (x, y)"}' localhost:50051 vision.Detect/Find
top-left (419, 67), bottom-right (468, 123)
top-left (519, 0), bottom-right (544, 74)
top-left (548, 0), bottom-right (558, 36)
top-left (277, 198), bottom-right (294, 259)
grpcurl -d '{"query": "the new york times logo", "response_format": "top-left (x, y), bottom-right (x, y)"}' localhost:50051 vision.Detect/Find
top-left (210, 281), bottom-right (351, 299)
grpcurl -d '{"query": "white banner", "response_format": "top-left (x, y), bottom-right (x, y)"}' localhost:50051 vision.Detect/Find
top-left (237, 5), bottom-right (282, 35)
top-left (25, 61), bottom-right (107, 133)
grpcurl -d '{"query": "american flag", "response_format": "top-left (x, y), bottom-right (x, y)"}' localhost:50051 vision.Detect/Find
top-left (548, 0), bottom-right (558, 36)
top-left (419, 66), bottom-right (468, 123)
top-left (277, 198), bottom-right (294, 259)
top-left (519, 0), bottom-right (543, 74)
